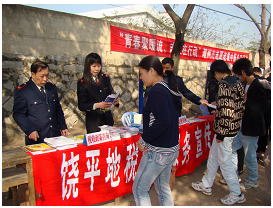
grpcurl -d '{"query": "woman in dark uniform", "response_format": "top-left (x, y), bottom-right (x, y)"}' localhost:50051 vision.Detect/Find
top-left (77, 53), bottom-right (119, 133)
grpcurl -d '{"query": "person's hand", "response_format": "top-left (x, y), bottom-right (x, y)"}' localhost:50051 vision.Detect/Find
top-left (216, 139), bottom-right (223, 143)
top-left (28, 131), bottom-right (39, 141)
top-left (211, 101), bottom-right (217, 106)
top-left (211, 110), bottom-right (216, 114)
top-left (200, 99), bottom-right (209, 106)
top-left (137, 141), bottom-right (147, 152)
top-left (96, 102), bottom-right (112, 110)
top-left (113, 97), bottom-right (119, 106)
top-left (62, 129), bottom-right (69, 137)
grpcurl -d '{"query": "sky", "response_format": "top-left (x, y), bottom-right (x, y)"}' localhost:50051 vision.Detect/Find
top-left (18, 3), bottom-right (272, 47)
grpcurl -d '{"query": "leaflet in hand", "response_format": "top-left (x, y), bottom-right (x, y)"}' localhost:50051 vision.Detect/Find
top-left (206, 103), bottom-right (217, 109)
top-left (104, 87), bottom-right (121, 110)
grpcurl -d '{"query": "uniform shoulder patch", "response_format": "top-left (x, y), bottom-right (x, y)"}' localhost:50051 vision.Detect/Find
top-left (47, 82), bottom-right (56, 86)
top-left (102, 73), bottom-right (109, 78)
top-left (79, 78), bottom-right (84, 83)
top-left (15, 83), bottom-right (27, 90)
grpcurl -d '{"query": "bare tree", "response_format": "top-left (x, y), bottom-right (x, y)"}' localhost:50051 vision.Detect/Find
top-left (163, 4), bottom-right (195, 74)
top-left (235, 4), bottom-right (271, 69)
top-left (186, 7), bottom-right (247, 49)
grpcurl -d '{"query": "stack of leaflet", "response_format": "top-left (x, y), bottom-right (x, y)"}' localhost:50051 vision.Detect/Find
top-left (44, 136), bottom-right (77, 150)
top-left (119, 129), bottom-right (131, 138)
top-left (70, 135), bottom-right (84, 144)
top-left (187, 117), bottom-right (207, 124)
top-left (99, 125), bottom-right (121, 140)
top-left (99, 125), bottom-right (142, 139)
top-left (122, 126), bottom-right (140, 136)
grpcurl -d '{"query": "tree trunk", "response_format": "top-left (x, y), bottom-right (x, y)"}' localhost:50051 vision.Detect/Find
top-left (171, 33), bottom-right (185, 75)
top-left (259, 35), bottom-right (266, 69)
top-left (163, 4), bottom-right (195, 75)
top-left (259, 4), bottom-right (266, 69)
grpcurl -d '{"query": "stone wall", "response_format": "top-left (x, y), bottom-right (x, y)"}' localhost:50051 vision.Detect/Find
top-left (2, 52), bottom-right (141, 145)
top-left (2, 4), bottom-right (268, 146)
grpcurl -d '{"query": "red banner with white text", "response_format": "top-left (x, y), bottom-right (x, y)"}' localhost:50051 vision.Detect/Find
top-left (30, 115), bottom-right (215, 206)
top-left (110, 25), bottom-right (249, 63)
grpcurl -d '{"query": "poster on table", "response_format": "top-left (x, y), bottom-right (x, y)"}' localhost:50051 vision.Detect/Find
top-left (30, 115), bottom-right (215, 206)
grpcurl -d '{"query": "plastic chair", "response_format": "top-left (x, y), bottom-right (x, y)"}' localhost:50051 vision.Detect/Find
top-left (199, 104), bottom-right (210, 116)
top-left (122, 112), bottom-right (138, 126)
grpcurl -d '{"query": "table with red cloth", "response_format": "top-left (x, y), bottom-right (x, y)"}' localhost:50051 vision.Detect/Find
top-left (29, 115), bottom-right (215, 206)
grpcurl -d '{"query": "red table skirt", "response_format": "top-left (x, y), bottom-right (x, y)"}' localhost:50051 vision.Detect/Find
top-left (30, 115), bottom-right (215, 206)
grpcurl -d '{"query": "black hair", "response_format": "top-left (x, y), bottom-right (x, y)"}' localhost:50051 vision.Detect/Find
top-left (162, 57), bottom-right (174, 67)
top-left (139, 55), bottom-right (178, 92)
top-left (253, 67), bottom-right (262, 74)
top-left (82, 53), bottom-right (102, 88)
top-left (210, 60), bottom-right (231, 76)
top-left (232, 58), bottom-right (253, 76)
top-left (31, 61), bottom-right (49, 74)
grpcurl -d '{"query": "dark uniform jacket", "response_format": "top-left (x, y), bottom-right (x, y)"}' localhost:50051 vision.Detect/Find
top-left (173, 75), bottom-right (201, 105)
top-left (13, 78), bottom-right (67, 145)
top-left (77, 74), bottom-right (118, 133)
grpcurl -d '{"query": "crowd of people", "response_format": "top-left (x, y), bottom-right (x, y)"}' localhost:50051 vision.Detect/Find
top-left (13, 48), bottom-right (271, 206)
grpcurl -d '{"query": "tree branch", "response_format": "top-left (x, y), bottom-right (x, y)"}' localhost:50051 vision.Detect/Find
top-left (163, 4), bottom-right (180, 29)
top-left (234, 4), bottom-right (262, 34)
top-left (181, 4), bottom-right (195, 31)
top-left (266, 16), bottom-right (271, 35)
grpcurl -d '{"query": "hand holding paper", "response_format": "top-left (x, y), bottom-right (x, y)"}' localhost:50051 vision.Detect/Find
top-left (102, 87), bottom-right (121, 110)
top-left (206, 103), bottom-right (217, 109)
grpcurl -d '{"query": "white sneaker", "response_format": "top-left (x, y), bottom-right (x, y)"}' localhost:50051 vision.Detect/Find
top-left (221, 193), bottom-right (246, 205)
top-left (191, 181), bottom-right (212, 196)
top-left (243, 178), bottom-right (259, 189)
top-left (219, 176), bottom-right (241, 185)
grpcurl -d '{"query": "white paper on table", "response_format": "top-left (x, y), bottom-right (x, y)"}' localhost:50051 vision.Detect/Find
top-left (206, 103), bottom-right (217, 109)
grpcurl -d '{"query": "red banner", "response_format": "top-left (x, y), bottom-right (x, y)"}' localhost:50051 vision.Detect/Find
top-left (110, 25), bottom-right (249, 63)
top-left (30, 115), bottom-right (215, 206)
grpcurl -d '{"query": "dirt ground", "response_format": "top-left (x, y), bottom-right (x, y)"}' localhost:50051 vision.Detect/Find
top-left (2, 159), bottom-right (270, 206)
top-left (94, 159), bottom-right (271, 206)
top-left (2, 114), bottom-right (271, 206)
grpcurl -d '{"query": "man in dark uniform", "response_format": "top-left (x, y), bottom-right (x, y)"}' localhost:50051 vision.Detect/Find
top-left (13, 61), bottom-right (68, 145)
top-left (144, 57), bottom-right (208, 107)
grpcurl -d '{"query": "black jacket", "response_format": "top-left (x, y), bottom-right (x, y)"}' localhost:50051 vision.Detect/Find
top-left (13, 78), bottom-right (67, 145)
top-left (144, 75), bottom-right (201, 106)
top-left (241, 78), bottom-right (270, 136)
top-left (77, 74), bottom-right (118, 133)
top-left (173, 75), bottom-right (201, 105)
top-left (142, 81), bottom-right (182, 148)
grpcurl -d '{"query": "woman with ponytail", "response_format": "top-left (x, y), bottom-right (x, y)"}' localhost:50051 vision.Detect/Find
top-left (132, 55), bottom-right (182, 206)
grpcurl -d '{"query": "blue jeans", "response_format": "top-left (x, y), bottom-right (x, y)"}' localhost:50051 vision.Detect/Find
top-left (132, 150), bottom-right (179, 206)
top-left (202, 135), bottom-right (241, 196)
top-left (231, 130), bottom-right (259, 182)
